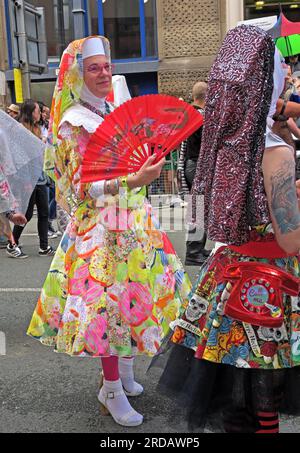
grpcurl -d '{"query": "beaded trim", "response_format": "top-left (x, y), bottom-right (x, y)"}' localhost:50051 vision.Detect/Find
top-left (78, 99), bottom-right (111, 118)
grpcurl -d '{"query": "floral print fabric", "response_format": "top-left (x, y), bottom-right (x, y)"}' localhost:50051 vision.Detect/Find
top-left (170, 227), bottom-right (300, 370)
top-left (27, 122), bottom-right (191, 357)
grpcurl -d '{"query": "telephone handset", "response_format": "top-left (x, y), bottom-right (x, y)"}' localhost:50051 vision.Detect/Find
top-left (222, 261), bottom-right (300, 328)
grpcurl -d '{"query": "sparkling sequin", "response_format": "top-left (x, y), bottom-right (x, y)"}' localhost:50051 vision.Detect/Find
top-left (191, 26), bottom-right (275, 245)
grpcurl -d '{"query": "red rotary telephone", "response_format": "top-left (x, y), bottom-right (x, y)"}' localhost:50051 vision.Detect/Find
top-left (222, 262), bottom-right (300, 328)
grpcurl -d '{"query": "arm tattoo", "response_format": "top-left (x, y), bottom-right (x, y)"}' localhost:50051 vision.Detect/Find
top-left (270, 159), bottom-right (300, 234)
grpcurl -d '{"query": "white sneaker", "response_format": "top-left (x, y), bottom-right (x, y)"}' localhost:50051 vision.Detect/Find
top-left (48, 231), bottom-right (58, 238)
top-left (38, 246), bottom-right (55, 256)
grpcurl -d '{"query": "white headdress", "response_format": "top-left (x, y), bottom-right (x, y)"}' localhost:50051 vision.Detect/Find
top-left (82, 37), bottom-right (106, 59)
top-left (267, 48), bottom-right (288, 126)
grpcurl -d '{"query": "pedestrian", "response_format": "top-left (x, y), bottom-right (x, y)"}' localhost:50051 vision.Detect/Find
top-left (38, 101), bottom-right (48, 143)
top-left (0, 109), bottom-right (44, 257)
top-left (181, 81), bottom-right (210, 266)
top-left (6, 103), bottom-right (19, 120)
top-left (27, 36), bottom-right (191, 428)
top-left (183, 82), bottom-right (207, 190)
top-left (47, 177), bottom-right (60, 238)
top-left (38, 101), bottom-right (60, 238)
top-left (41, 104), bottom-right (50, 128)
top-left (0, 162), bottom-right (27, 254)
top-left (288, 54), bottom-right (300, 74)
top-left (153, 25), bottom-right (300, 433)
top-left (7, 100), bottom-right (55, 257)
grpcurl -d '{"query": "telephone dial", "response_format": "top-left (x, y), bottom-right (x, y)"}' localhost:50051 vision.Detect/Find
top-left (222, 261), bottom-right (300, 328)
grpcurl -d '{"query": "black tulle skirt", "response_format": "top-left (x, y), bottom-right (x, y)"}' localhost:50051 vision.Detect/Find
top-left (148, 237), bottom-right (300, 433)
top-left (150, 338), bottom-right (300, 433)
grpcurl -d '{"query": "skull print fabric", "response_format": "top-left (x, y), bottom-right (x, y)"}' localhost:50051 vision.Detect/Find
top-left (170, 227), bottom-right (300, 369)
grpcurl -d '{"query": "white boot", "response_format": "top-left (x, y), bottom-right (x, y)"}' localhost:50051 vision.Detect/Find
top-left (119, 357), bottom-right (144, 397)
top-left (98, 378), bottom-right (143, 427)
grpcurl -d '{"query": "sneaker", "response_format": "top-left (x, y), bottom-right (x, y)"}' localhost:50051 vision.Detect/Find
top-left (6, 244), bottom-right (28, 259)
top-left (38, 246), bottom-right (55, 256)
top-left (48, 221), bottom-right (55, 232)
top-left (184, 255), bottom-right (207, 266)
top-left (48, 230), bottom-right (58, 238)
top-left (48, 221), bottom-right (61, 236)
top-left (169, 196), bottom-right (183, 208)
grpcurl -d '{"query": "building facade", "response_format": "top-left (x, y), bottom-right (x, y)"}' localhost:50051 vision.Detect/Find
top-left (1, 0), bottom-right (299, 108)
top-left (2, 0), bottom-right (160, 106)
top-left (245, 0), bottom-right (300, 22)
top-left (157, 0), bottom-right (227, 100)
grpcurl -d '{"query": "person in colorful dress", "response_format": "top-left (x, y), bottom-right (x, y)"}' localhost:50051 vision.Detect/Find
top-left (27, 36), bottom-right (191, 428)
top-left (153, 25), bottom-right (300, 433)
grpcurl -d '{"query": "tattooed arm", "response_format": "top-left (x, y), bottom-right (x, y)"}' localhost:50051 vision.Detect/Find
top-left (263, 146), bottom-right (300, 254)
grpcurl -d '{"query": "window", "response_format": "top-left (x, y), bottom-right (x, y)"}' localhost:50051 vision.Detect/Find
top-left (90, 0), bottom-right (158, 61)
top-left (103, 0), bottom-right (141, 59)
top-left (90, 0), bottom-right (99, 36)
top-left (145, 0), bottom-right (157, 57)
top-left (25, 10), bottom-right (39, 65)
top-left (30, 0), bottom-right (74, 58)
top-left (245, 1), bottom-right (300, 21)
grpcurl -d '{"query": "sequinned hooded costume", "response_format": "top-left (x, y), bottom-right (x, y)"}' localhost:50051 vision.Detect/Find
top-left (191, 25), bottom-right (274, 245)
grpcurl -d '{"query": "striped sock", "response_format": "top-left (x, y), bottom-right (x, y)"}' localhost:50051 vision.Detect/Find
top-left (256, 411), bottom-right (279, 433)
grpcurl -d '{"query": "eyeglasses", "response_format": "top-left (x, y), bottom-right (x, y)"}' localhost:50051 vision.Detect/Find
top-left (85, 63), bottom-right (114, 74)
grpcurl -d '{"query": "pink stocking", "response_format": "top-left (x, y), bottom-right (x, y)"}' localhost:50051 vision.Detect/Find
top-left (101, 356), bottom-right (119, 381)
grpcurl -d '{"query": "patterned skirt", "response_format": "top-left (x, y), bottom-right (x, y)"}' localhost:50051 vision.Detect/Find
top-left (152, 232), bottom-right (300, 432)
top-left (27, 197), bottom-right (191, 357)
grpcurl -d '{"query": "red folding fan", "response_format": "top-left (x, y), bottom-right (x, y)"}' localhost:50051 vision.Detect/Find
top-left (81, 94), bottom-right (203, 183)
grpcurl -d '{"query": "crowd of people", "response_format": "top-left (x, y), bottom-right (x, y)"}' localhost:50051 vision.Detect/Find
top-left (0, 99), bottom-right (60, 258)
top-left (1, 26), bottom-right (300, 434)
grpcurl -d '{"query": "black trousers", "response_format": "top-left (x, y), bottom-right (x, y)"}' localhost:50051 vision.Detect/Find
top-left (13, 184), bottom-right (49, 250)
top-left (184, 159), bottom-right (197, 191)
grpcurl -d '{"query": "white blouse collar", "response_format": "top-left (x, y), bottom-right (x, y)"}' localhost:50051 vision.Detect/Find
top-left (80, 83), bottom-right (106, 112)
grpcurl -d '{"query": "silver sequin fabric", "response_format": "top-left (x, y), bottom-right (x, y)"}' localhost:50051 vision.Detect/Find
top-left (191, 25), bottom-right (275, 245)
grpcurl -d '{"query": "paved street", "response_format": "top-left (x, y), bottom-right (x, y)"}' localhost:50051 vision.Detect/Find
top-left (0, 210), bottom-right (299, 433)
